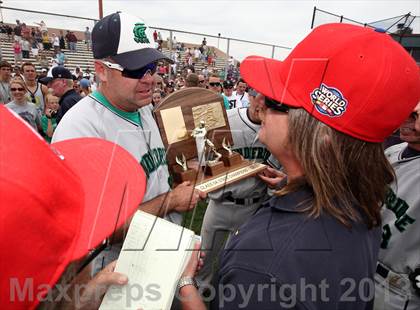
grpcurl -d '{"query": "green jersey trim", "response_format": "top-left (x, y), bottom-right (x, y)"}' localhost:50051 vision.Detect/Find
top-left (90, 91), bottom-right (142, 126)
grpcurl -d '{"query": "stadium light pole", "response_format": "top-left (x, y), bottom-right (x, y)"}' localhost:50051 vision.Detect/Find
top-left (98, 0), bottom-right (103, 19)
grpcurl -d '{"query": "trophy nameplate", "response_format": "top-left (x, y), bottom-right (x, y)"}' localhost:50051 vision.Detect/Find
top-left (154, 88), bottom-right (266, 193)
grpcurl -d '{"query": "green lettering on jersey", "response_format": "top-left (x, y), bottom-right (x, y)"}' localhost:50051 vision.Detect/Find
top-left (140, 147), bottom-right (168, 178)
top-left (233, 147), bottom-right (270, 161)
top-left (380, 188), bottom-right (416, 248)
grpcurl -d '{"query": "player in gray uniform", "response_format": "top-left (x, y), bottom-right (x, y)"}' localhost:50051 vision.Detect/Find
top-left (375, 102), bottom-right (420, 310)
top-left (52, 12), bottom-right (201, 273)
top-left (197, 90), bottom-right (270, 286)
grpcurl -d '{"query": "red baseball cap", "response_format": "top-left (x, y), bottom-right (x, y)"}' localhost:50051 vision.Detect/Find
top-left (241, 23), bottom-right (420, 142)
top-left (0, 106), bottom-right (146, 309)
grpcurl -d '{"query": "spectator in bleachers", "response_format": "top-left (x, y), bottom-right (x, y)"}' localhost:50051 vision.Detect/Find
top-left (84, 26), bottom-right (91, 51)
top-left (13, 65), bottom-right (24, 80)
top-left (67, 31), bottom-right (78, 52)
top-left (59, 30), bottom-right (66, 50)
top-left (222, 79), bottom-right (239, 109)
top-left (72, 66), bottom-right (83, 79)
top-left (233, 78), bottom-right (250, 108)
top-left (0, 61), bottom-right (12, 105)
top-left (14, 20), bottom-right (22, 42)
top-left (40, 66), bottom-right (82, 124)
top-left (5, 24), bottom-right (13, 42)
top-left (208, 73), bottom-right (229, 109)
top-left (42, 32), bottom-right (51, 50)
top-left (73, 79), bottom-right (81, 94)
top-left (22, 62), bottom-right (48, 115)
top-left (33, 28), bottom-right (42, 49)
top-left (177, 77), bottom-right (185, 89)
top-left (6, 78), bottom-right (41, 132)
top-left (31, 39), bottom-right (39, 61)
top-left (165, 80), bottom-right (175, 94)
top-left (40, 93), bottom-right (59, 143)
top-left (202, 65), bottom-right (209, 78)
top-left (228, 55), bottom-right (235, 68)
top-left (154, 74), bottom-right (164, 92)
top-left (21, 38), bottom-right (30, 59)
top-left (0, 44), bottom-right (2, 62)
top-left (79, 78), bottom-right (92, 97)
top-left (13, 39), bottom-right (23, 67)
top-left (152, 90), bottom-right (162, 106)
top-left (198, 74), bottom-right (206, 88)
top-left (186, 73), bottom-right (199, 87)
top-left (39, 53), bottom-right (49, 68)
top-left (39, 68), bottom-right (48, 79)
top-left (194, 47), bottom-right (201, 62)
top-left (52, 33), bottom-right (60, 53)
top-left (34, 20), bottom-right (47, 34)
top-left (55, 49), bottom-right (67, 66)
top-left (65, 30), bottom-right (71, 49)
top-left (21, 23), bottom-right (30, 41)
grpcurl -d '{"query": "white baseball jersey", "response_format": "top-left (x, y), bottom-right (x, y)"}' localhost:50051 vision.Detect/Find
top-left (378, 142), bottom-right (420, 274)
top-left (208, 107), bottom-right (270, 200)
top-left (52, 91), bottom-right (177, 216)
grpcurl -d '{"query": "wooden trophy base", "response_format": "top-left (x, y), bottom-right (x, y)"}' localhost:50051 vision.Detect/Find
top-left (204, 161), bottom-right (225, 176)
top-left (222, 151), bottom-right (243, 167)
top-left (173, 166), bottom-right (197, 183)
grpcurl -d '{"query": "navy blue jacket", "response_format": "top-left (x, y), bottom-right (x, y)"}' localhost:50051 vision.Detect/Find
top-left (56, 89), bottom-right (82, 124)
top-left (211, 185), bottom-right (381, 309)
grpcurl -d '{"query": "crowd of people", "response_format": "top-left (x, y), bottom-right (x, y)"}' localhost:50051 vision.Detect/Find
top-left (1, 12), bottom-right (420, 310)
top-left (0, 19), bottom-right (89, 67)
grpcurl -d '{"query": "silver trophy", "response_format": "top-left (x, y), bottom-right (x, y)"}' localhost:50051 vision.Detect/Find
top-left (205, 139), bottom-right (222, 165)
top-left (222, 137), bottom-right (233, 156)
top-left (175, 153), bottom-right (188, 171)
top-left (191, 120), bottom-right (207, 167)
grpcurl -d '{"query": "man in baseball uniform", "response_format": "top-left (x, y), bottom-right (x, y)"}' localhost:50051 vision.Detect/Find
top-left (52, 12), bottom-right (201, 272)
top-left (197, 89), bottom-right (271, 286)
top-left (374, 102), bottom-right (420, 310)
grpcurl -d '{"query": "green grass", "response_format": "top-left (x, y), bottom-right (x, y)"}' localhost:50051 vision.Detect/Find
top-left (182, 200), bottom-right (208, 235)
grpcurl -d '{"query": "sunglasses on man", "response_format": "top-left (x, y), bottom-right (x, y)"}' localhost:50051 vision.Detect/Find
top-left (264, 97), bottom-right (291, 113)
top-left (100, 60), bottom-right (157, 79)
top-left (209, 82), bottom-right (221, 87)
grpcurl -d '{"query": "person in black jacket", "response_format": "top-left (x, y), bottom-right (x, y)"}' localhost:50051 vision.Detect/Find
top-left (39, 66), bottom-right (82, 124)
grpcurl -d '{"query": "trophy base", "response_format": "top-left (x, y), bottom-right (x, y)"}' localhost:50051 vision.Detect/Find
top-left (205, 161), bottom-right (225, 176)
top-left (222, 152), bottom-right (243, 167)
top-left (173, 166), bottom-right (198, 183)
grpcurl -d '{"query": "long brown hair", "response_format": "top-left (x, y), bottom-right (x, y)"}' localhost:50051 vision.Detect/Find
top-left (278, 108), bottom-right (395, 229)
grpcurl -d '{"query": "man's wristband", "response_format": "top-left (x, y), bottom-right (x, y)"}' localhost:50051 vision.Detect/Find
top-left (177, 276), bottom-right (198, 291)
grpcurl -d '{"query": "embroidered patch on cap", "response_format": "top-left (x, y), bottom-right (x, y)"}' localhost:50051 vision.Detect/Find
top-left (310, 83), bottom-right (348, 117)
top-left (133, 22), bottom-right (150, 44)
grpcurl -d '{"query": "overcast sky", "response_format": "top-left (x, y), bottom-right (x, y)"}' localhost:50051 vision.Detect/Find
top-left (2, 0), bottom-right (420, 60)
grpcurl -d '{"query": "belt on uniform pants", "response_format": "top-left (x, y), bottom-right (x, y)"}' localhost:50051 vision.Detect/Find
top-left (224, 195), bottom-right (261, 205)
top-left (376, 262), bottom-right (411, 292)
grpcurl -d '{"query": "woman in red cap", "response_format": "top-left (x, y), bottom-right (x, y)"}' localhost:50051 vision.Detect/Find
top-left (177, 23), bottom-right (420, 310)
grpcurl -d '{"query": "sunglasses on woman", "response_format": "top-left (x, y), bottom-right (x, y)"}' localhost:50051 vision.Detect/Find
top-left (10, 87), bottom-right (25, 92)
top-left (264, 97), bottom-right (291, 113)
